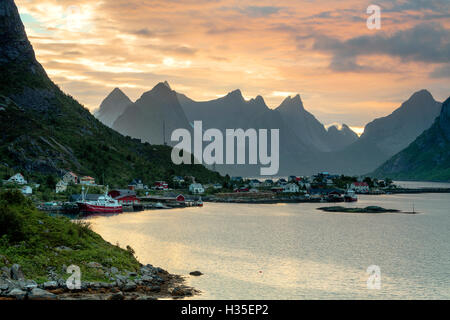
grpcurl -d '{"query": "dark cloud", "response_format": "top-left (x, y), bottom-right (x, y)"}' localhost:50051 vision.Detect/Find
top-left (205, 24), bottom-right (247, 34)
top-left (144, 44), bottom-right (197, 56)
top-left (130, 28), bottom-right (155, 37)
top-left (313, 24), bottom-right (450, 71)
top-left (63, 50), bottom-right (83, 56)
top-left (430, 64), bottom-right (450, 78)
top-left (238, 6), bottom-right (283, 18)
top-left (267, 23), bottom-right (299, 34)
top-left (380, 0), bottom-right (450, 12)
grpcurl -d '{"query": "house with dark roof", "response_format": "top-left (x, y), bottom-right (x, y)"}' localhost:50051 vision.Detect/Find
top-left (128, 179), bottom-right (144, 190)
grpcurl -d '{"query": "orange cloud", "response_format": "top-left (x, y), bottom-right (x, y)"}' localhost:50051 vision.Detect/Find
top-left (16, 0), bottom-right (450, 128)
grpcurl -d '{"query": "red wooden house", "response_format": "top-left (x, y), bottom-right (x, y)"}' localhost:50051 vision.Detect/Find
top-left (108, 189), bottom-right (140, 205)
top-left (154, 181), bottom-right (168, 190)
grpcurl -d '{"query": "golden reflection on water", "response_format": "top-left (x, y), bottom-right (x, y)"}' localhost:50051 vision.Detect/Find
top-left (88, 196), bottom-right (450, 299)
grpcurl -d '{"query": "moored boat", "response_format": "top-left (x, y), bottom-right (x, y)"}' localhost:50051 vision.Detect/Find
top-left (344, 189), bottom-right (358, 202)
top-left (327, 191), bottom-right (344, 202)
top-left (77, 186), bottom-right (122, 214)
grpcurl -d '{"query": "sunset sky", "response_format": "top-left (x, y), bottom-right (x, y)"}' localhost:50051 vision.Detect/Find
top-left (17, 0), bottom-right (450, 133)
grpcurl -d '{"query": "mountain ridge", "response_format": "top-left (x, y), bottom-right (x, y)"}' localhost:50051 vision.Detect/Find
top-left (373, 96), bottom-right (450, 181)
top-left (98, 82), bottom-right (441, 176)
top-left (113, 82), bottom-right (191, 146)
top-left (322, 89), bottom-right (443, 175)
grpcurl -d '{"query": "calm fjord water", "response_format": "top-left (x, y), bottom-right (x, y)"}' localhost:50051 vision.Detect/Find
top-left (89, 190), bottom-right (450, 299)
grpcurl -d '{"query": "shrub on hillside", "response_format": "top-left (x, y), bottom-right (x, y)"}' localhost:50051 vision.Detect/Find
top-left (0, 189), bottom-right (28, 205)
top-left (0, 203), bottom-right (25, 242)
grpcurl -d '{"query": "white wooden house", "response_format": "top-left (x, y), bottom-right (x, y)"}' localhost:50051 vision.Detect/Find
top-left (63, 172), bottom-right (78, 184)
top-left (8, 173), bottom-right (27, 185)
top-left (350, 182), bottom-right (370, 193)
top-left (21, 186), bottom-right (32, 195)
top-left (189, 183), bottom-right (205, 194)
top-left (56, 180), bottom-right (68, 193)
top-left (283, 183), bottom-right (300, 193)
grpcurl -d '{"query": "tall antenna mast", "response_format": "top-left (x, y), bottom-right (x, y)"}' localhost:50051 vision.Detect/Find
top-left (163, 120), bottom-right (167, 146)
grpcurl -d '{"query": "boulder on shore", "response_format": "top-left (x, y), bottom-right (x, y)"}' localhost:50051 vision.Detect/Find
top-left (7, 288), bottom-right (27, 300)
top-left (43, 281), bottom-right (59, 290)
top-left (170, 286), bottom-right (193, 297)
top-left (10, 264), bottom-right (25, 281)
top-left (28, 288), bottom-right (57, 300)
top-left (122, 281), bottom-right (137, 292)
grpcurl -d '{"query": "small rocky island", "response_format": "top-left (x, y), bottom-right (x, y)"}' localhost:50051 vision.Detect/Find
top-left (317, 206), bottom-right (414, 214)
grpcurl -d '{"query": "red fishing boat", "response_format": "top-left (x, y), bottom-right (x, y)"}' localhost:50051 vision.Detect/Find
top-left (77, 187), bottom-right (123, 214)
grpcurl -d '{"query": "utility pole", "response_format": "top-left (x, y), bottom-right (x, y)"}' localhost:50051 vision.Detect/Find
top-left (163, 120), bottom-right (167, 146)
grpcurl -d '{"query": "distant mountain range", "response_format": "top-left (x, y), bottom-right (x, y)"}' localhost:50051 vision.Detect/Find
top-left (373, 96), bottom-right (450, 182)
top-left (0, 0), bottom-right (222, 186)
top-left (96, 82), bottom-right (444, 178)
top-left (322, 90), bottom-right (443, 175)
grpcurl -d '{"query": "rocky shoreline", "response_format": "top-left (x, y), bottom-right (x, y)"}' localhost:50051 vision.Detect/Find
top-left (0, 262), bottom-right (198, 300)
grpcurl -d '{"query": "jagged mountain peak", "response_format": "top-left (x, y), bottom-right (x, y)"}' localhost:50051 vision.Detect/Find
top-left (277, 94), bottom-right (304, 111)
top-left (0, 0), bottom-right (27, 42)
top-left (108, 87), bottom-right (129, 99)
top-left (111, 87), bottom-right (123, 93)
top-left (373, 95), bottom-right (450, 181)
top-left (163, 81), bottom-right (171, 89)
top-left (251, 95), bottom-right (267, 106)
top-left (400, 89), bottom-right (436, 111)
top-left (292, 94), bottom-right (302, 103)
top-left (94, 88), bottom-right (132, 127)
top-left (327, 124), bottom-right (353, 132)
top-left (327, 125), bottom-right (339, 132)
top-left (225, 89), bottom-right (244, 101)
top-left (409, 89), bottom-right (433, 101)
top-left (153, 81), bottom-right (173, 92)
top-left (140, 82), bottom-right (176, 100)
top-left (101, 88), bottom-right (132, 107)
top-left (0, 0), bottom-right (49, 97)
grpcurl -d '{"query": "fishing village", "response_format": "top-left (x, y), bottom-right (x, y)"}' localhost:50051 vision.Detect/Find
top-left (2, 171), bottom-right (450, 215)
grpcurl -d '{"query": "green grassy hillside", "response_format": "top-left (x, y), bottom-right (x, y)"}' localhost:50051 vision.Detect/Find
top-left (0, 190), bottom-right (140, 283)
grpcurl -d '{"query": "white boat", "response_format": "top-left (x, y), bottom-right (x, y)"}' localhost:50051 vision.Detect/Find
top-left (154, 202), bottom-right (164, 209)
top-left (344, 189), bottom-right (358, 202)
